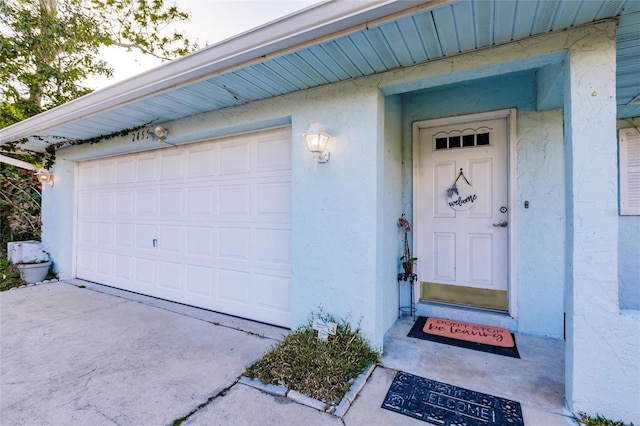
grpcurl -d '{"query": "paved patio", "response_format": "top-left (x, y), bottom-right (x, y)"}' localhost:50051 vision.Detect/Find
top-left (1, 280), bottom-right (577, 425)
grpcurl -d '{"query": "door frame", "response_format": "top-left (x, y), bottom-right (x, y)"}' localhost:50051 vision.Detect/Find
top-left (412, 108), bottom-right (518, 317)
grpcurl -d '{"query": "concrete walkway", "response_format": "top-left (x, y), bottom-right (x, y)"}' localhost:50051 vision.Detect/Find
top-left (1, 280), bottom-right (577, 425)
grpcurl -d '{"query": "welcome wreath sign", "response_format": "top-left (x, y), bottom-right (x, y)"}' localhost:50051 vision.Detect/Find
top-left (446, 168), bottom-right (477, 211)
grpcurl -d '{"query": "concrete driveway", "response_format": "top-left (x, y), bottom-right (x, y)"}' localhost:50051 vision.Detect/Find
top-left (0, 280), bottom-right (291, 425)
top-left (1, 280), bottom-right (575, 426)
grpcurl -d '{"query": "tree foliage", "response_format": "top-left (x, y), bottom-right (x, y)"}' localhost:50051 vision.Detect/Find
top-left (0, 0), bottom-right (198, 127)
top-left (0, 0), bottom-right (197, 246)
top-left (0, 164), bottom-right (42, 243)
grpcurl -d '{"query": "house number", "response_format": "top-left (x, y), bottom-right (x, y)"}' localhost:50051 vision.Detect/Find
top-left (131, 130), bottom-right (150, 142)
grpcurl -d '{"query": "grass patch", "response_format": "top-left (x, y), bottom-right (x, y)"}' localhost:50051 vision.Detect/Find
top-left (577, 412), bottom-right (634, 426)
top-left (0, 254), bottom-right (24, 291)
top-left (244, 314), bottom-right (380, 404)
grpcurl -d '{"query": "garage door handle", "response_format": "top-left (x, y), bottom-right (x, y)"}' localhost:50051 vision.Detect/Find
top-left (153, 239), bottom-right (158, 247)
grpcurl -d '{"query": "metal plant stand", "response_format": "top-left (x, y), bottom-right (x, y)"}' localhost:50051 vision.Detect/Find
top-left (397, 272), bottom-right (417, 320)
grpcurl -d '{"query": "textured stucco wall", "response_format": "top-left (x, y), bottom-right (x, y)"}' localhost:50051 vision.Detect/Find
top-left (41, 158), bottom-right (75, 279)
top-left (563, 22), bottom-right (640, 423)
top-left (286, 84), bottom-right (382, 348)
top-left (516, 109), bottom-right (565, 336)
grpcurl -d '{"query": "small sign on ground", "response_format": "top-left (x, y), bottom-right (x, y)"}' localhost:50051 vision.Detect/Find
top-left (312, 318), bottom-right (337, 342)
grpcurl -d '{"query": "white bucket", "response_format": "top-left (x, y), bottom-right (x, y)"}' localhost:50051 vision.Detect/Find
top-left (17, 261), bottom-right (52, 284)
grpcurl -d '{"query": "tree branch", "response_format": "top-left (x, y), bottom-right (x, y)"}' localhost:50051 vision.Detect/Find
top-left (111, 41), bottom-right (169, 60)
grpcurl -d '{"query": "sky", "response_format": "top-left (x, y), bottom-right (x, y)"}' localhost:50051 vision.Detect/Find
top-left (87, 0), bottom-right (320, 90)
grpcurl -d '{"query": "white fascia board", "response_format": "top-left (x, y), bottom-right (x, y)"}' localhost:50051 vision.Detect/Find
top-left (0, 154), bottom-right (38, 170)
top-left (0, 0), bottom-right (448, 147)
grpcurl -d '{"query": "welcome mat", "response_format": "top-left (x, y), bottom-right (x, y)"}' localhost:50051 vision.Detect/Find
top-left (382, 371), bottom-right (524, 426)
top-left (408, 316), bottom-right (520, 358)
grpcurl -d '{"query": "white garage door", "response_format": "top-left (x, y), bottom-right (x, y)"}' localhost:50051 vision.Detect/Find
top-left (76, 127), bottom-right (292, 327)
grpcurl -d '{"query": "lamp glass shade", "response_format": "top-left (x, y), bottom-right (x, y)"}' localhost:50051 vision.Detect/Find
top-left (35, 169), bottom-right (53, 186)
top-left (304, 123), bottom-right (330, 153)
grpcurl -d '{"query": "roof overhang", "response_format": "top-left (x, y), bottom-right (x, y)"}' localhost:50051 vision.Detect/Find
top-left (0, 0), bottom-right (449, 151)
top-left (1, 0), bottom-right (638, 153)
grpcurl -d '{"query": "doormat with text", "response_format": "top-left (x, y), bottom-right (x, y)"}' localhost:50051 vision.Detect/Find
top-left (408, 316), bottom-right (520, 358)
top-left (382, 371), bottom-right (524, 426)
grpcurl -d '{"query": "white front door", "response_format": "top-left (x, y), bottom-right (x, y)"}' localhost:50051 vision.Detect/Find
top-left (414, 111), bottom-right (512, 311)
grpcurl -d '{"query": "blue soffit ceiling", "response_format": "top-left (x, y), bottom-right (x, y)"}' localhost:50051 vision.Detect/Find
top-left (4, 0), bottom-right (640, 150)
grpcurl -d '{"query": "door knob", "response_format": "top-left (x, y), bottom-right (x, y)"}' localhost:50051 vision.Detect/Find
top-left (493, 220), bottom-right (508, 227)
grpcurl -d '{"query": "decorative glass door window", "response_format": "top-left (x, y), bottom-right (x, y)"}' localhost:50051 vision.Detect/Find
top-left (434, 130), bottom-right (491, 150)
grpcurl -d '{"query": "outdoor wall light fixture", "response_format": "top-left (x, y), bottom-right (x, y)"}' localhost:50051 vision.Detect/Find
top-left (303, 123), bottom-right (331, 163)
top-left (153, 125), bottom-right (169, 142)
top-left (35, 169), bottom-right (54, 187)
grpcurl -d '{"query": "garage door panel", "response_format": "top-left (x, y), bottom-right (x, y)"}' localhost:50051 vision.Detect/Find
top-left (78, 193), bottom-right (96, 216)
top-left (115, 158), bottom-right (136, 183)
top-left (115, 255), bottom-right (133, 280)
top-left (136, 190), bottom-right (157, 216)
top-left (137, 154), bottom-right (158, 181)
top-left (257, 137), bottom-right (291, 172)
top-left (187, 146), bottom-right (216, 177)
top-left (77, 127), bottom-right (291, 328)
top-left (254, 274), bottom-right (290, 311)
top-left (135, 258), bottom-right (156, 286)
top-left (115, 191), bottom-right (135, 215)
top-left (186, 265), bottom-right (214, 296)
top-left (160, 150), bottom-right (185, 180)
top-left (186, 226), bottom-right (214, 256)
top-left (187, 188), bottom-right (214, 215)
top-left (158, 225), bottom-right (183, 253)
top-left (115, 223), bottom-right (134, 247)
top-left (79, 163), bottom-right (97, 187)
top-left (219, 141), bottom-right (251, 175)
top-left (256, 229), bottom-right (290, 264)
top-left (96, 222), bottom-right (114, 245)
top-left (96, 253), bottom-right (114, 276)
top-left (218, 227), bottom-right (250, 260)
top-left (96, 192), bottom-right (115, 217)
top-left (97, 161), bottom-right (116, 185)
top-left (158, 189), bottom-right (183, 216)
top-left (158, 262), bottom-right (182, 290)
top-left (135, 224), bottom-right (156, 249)
top-left (257, 182), bottom-right (291, 217)
top-left (217, 269), bottom-right (250, 303)
top-left (77, 250), bottom-right (96, 276)
top-left (219, 185), bottom-right (251, 216)
top-left (78, 222), bottom-right (96, 244)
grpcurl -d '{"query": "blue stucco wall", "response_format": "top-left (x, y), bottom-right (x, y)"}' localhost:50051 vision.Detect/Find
top-left (400, 71), bottom-right (566, 338)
